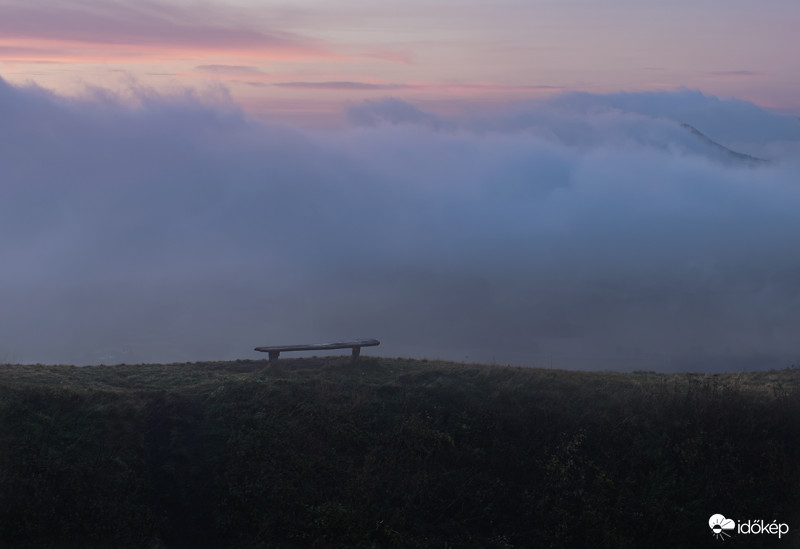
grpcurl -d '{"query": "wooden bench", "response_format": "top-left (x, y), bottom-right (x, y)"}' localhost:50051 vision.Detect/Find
top-left (255, 339), bottom-right (380, 364)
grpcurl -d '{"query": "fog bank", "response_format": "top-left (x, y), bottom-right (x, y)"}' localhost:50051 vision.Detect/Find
top-left (2, 79), bottom-right (800, 371)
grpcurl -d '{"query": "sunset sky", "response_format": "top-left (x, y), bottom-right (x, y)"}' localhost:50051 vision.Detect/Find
top-left (2, 0), bottom-right (799, 125)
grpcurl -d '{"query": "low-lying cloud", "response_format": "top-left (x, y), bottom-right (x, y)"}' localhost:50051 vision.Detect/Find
top-left (2, 78), bottom-right (800, 371)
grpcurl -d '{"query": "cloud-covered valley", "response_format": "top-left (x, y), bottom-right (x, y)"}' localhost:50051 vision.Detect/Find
top-left (2, 78), bottom-right (799, 370)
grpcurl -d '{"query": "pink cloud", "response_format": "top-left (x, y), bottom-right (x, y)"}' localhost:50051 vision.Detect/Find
top-left (194, 65), bottom-right (266, 76)
top-left (0, 1), bottom-right (338, 63)
top-left (274, 81), bottom-right (413, 91)
top-left (269, 80), bottom-right (563, 94)
top-left (0, 43), bottom-right (73, 63)
top-left (707, 70), bottom-right (761, 77)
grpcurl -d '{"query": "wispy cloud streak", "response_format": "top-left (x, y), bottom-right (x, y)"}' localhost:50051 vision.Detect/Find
top-left (0, 1), bottom-right (336, 63)
top-left (275, 81), bottom-right (412, 90)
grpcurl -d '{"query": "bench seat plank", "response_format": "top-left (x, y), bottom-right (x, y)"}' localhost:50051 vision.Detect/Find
top-left (255, 339), bottom-right (380, 364)
top-left (255, 339), bottom-right (380, 353)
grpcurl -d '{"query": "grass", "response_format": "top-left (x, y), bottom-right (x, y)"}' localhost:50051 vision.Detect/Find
top-left (0, 357), bottom-right (798, 548)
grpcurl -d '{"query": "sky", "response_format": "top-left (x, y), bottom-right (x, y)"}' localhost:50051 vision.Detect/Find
top-left (2, 0), bottom-right (800, 371)
top-left (2, 0), bottom-right (799, 125)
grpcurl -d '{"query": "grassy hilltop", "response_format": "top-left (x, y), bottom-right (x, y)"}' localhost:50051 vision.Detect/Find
top-left (0, 357), bottom-right (798, 548)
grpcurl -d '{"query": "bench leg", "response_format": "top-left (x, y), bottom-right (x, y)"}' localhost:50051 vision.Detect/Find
top-left (351, 346), bottom-right (361, 362)
top-left (269, 350), bottom-right (280, 364)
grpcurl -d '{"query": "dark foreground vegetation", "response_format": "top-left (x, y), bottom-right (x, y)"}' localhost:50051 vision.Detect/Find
top-left (0, 357), bottom-right (798, 548)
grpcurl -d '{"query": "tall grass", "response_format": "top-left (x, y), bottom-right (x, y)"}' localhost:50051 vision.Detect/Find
top-left (0, 358), bottom-right (797, 547)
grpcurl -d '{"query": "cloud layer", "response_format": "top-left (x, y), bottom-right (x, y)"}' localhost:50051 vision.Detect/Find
top-left (0, 0), bottom-right (332, 63)
top-left (2, 78), bottom-right (800, 370)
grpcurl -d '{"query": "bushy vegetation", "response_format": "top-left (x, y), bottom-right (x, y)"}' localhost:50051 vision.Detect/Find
top-left (0, 358), bottom-right (798, 547)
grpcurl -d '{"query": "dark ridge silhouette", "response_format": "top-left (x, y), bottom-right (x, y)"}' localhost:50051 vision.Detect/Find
top-left (680, 123), bottom-right (769, 166)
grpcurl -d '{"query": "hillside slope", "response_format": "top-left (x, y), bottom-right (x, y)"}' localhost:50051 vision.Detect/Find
top-left (0, 358), bottom-right (798, 548)
top-left (680, 123), bottom-right (769, 166)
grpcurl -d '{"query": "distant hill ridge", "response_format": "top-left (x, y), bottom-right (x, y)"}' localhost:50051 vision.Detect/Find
top-left (680, 122), bottom-right (769, 166)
